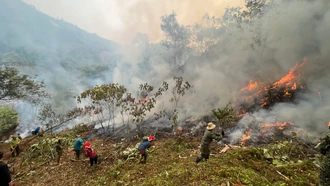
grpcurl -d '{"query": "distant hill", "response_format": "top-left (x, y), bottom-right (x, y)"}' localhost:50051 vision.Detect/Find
top-left (0, 0), bottom-right (121, 107)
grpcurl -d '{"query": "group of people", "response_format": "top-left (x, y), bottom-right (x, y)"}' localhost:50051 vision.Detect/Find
top-left (54, 135), bottom-right (99, 166)
top-left (3, 121), bottom-right (330, 185)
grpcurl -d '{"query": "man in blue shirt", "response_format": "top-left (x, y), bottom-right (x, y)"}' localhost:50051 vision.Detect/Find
top-left (138, 135), bottom-right (154, 163)
top-left (73, 136), bottom-right (84, 160)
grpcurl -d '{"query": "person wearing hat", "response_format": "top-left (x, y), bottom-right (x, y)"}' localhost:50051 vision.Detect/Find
top-left (137, 136), bottom-right (155, 163)
top-left (195, 122), bottom-right (224, 164)
top-left (10, 135), bottom-right (20, 157)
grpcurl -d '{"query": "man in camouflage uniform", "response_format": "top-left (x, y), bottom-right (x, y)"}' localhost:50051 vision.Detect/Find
top-left (315, 130), bottom-right (330, 186)
top-left (196, 122), bottom-right (224, 163)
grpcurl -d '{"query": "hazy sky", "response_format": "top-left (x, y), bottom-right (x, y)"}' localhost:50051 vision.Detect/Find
top-left (23, 0), bottom-right (244, 44)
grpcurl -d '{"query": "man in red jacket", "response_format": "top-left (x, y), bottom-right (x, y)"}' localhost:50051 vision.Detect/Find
top-left (85, 146), bottom-right (98, 166)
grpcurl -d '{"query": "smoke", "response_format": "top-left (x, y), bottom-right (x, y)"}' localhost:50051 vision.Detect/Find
top-left (201, 0), bottom-right (330, 142)
top-left (22, 0), bottom-right (244, 44)
top-left (112, 0), bottom-right (330, 141)
top-left (3, 0), bottom-right (330, 140)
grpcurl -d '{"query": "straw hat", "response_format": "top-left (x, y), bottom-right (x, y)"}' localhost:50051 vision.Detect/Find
top-left (206, 122), bottom-right (216, 130)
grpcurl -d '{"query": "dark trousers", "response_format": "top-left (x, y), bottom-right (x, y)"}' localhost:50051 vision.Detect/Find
top-left (74, 150), bottom-right (80, 160)
top-left (11, 145), bottom-right (20, 157)
top-left (200, 153), bottom-right (210, 161)
top-left (55, 152), bottom-right (62, 164)
top-left (139, 150), bottom-right (147, 161)
top-left (196, 153), bottom-right (210, 163)
top-left (90, 155), bottom-right (98, 166)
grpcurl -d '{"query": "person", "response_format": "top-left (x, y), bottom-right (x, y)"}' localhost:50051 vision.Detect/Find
top-left (73, 136), bottom-right (84, 160)
top-left (10, 135), bottom-right (20, 157)
top-left (32, 125), bottom-right (43, 135)
top-left (85, 146), bottom-right (98, 166)
top-left (315, 125), bottom-right (330, 186)
top-left (137, 135), bottom-right (154, 163)
top-left (0, 152), bottom-right (12, 186)
top-left (195, 122), bottom-right (224, 164)
top-left (55, 139), bottom-right (62, 165)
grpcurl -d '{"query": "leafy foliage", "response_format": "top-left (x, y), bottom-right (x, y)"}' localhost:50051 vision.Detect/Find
top-left (38, 104), bottom-right (92, 134)
top-left (154, 77), bottom-right (193, 133)
top-left (0, 67), bottom-right (47, 103)
top-left (0, 106), bottom-right (18, 132)
top-left (212, 104), bottom-right (237, 129)
top-left (77, 83), bottom-right (127, 132)
top-left (161, 12), bottom-right (191, 69)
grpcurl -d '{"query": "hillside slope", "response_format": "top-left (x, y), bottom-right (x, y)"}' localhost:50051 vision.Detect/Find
top-left (0, 126), bottom-right (321, 186)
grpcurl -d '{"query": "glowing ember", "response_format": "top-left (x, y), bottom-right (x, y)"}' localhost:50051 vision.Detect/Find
top-left (240, 128), bottom-right (252, 146)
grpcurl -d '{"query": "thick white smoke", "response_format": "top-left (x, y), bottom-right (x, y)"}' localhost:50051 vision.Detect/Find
top-left (113, 0), bottom-right (330, 141)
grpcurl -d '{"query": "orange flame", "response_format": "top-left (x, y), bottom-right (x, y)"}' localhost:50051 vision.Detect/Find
top-left (272, 58), bottom-right (307, 88)
top-left (328, 122), bottom-right (330, 127)
top-left (240, 128), bottom-right (252, 146)
top-left (241, 80), bottom-right (258, 91)
top-left (260, 122), bottom-right (293, 130)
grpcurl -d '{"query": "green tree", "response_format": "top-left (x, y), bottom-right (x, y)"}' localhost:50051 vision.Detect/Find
top-left (161, 12), bottom-right (191, 70)
top-left (129, 83), bottom-right (157, 137)
top-left (0, 106), bottom-right (18, 134)
top-left (154, 77), bottom-right (193, 134)
top-left (77, 83), bottom-right (127, 132)
top-left (38, 103), bottom-right (91, 134)
top-left (0, 67), bottom-right (47, 103)
top-left (212, 104), bottom-right (237, 129)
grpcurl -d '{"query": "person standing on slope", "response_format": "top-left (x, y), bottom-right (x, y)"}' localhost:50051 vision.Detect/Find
top-left (73, 136), bottom-right (84, 160)
top-left (55, 139), bottom-right (62, 165)
top-left (85, 146), bottom-right (98, 166)
top-left (196, 122), bottom-right (224, 164)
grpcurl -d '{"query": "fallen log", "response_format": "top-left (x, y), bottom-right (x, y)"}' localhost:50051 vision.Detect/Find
top-left (220, 144), bottom-right (240, 154)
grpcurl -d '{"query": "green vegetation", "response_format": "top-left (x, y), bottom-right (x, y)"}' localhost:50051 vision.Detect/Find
top-left (0, 128), bottom-right (320, 186)
top-left (0, 67), bottom-right (47, 103)
top-left (0, 106), bottom-right (18, 133)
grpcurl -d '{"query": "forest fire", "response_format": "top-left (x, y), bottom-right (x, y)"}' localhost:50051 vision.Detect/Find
top-left (240, 128), bottom-right (252, 146)
top-left (236, 57), bottom-right (307, 112)
top-left (260, 122), bottom-right (294, 131)
top-left (235, 58), bottom-right (307, 146)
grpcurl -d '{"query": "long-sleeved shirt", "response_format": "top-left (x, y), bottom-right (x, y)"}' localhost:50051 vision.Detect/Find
top-left (73, 138), bottom-right (84, 151)
top-left (10, 138), bottom-right (20, 149)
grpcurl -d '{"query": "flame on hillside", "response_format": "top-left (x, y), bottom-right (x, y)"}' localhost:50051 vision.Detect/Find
top-left (260, 122), bottom-right (294, 131)
top-left (240, 128), bottom-right (252, 146)
top-left (236, 58), bottom-right (307, 146)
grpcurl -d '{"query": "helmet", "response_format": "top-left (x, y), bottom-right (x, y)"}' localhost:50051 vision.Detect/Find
top-left (148, 135), bottom-right (155, 141)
